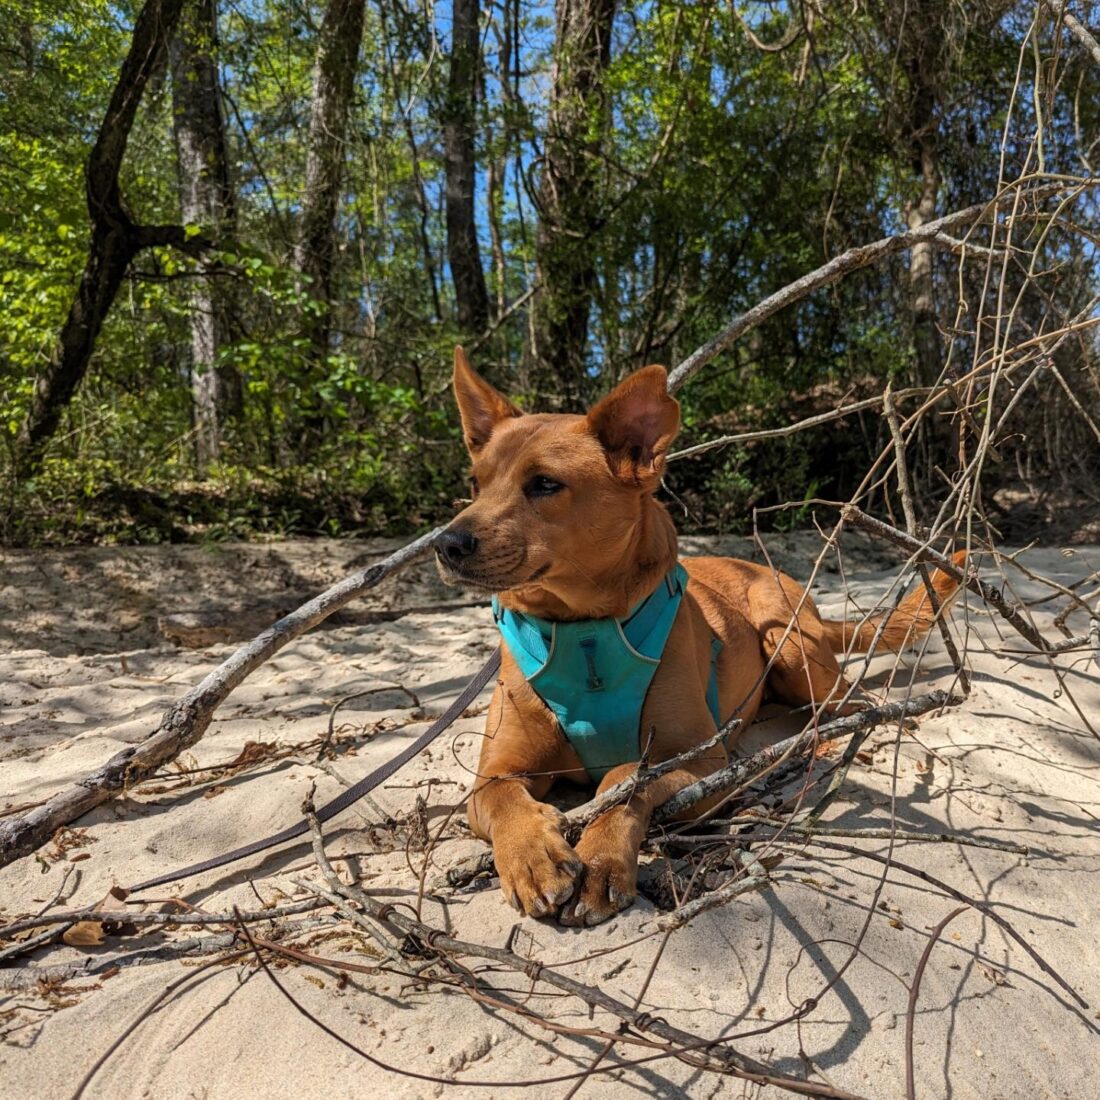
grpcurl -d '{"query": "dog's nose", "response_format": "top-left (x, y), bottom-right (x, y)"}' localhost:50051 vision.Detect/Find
top-left (435, 527), bottom-right (479, 567)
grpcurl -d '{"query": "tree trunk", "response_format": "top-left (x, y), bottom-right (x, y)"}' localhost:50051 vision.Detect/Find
top-left (443, 0), bottom-right (490, 334)
top-left (15, 0), bottom-right (188, 476)
top-left (294, 0), bottom-right (367, 373)
top-left (532, 0), bottom-right (618, 405)
top-left (894, 2), bottom-right (945, 387)
top-left (170, 0), bottom-right (241, 470)
top-left (904, 84), bottom-right (943, 386)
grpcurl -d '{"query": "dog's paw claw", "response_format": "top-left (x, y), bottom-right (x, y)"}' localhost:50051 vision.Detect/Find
top-left (559, 842), bottom-right (638, 927)
top-left (551, 880), bottom-right (578, 906)
top-left (493, 818), bottom-right (581, 919)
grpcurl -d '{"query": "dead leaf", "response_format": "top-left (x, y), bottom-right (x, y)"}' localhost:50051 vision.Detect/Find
top-left (226, 740), bottom-right (281, 770)
top-left (978, 962), bottom-right (1010, 987)
top-left (202, 785), bottom-right (227, 800)
top-left (62, 886), bottom-right (135, 948)
top-left (888, 918), bottom-right (904, 930)
top-left (63, 921), bottom-right (106, 947)
top-left (46, 827), bottom-right (96, 862)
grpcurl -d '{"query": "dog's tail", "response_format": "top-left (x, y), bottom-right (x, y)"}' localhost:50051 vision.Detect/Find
top-left (822, 550), bottom-right (968, 654)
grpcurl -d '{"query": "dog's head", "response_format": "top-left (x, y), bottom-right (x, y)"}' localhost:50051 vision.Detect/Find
top-left (435, 347), bottom-right (681, 618)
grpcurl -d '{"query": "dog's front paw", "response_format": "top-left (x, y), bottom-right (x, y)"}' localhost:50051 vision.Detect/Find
top-left (493, 808), bottom-right (582, 918)
top-left (559, 834), bottom-right (638, 927)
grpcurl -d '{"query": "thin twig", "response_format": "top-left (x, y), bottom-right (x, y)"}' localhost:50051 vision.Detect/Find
top-left (905, 907), bottom-right (969, 1100)
top-left (882, 385), bottom-right (970, 694)
top-left (657, 850), bottom-right (772, 930)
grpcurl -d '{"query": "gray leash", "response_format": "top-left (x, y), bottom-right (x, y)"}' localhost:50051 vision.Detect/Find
top-left (130, 652), bottom-right (500, 894)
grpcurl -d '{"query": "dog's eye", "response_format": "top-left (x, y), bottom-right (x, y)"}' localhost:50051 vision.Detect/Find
top-left (469, 476), bottom-right (479, 498)
top-left (525, 474), bottom-right (565, 498)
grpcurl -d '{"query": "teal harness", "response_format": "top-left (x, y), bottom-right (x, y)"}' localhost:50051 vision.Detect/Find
top-left (492, 564), bottom-right (723, 781)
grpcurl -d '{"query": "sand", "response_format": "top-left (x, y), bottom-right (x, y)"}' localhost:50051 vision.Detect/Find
top-left (1, 534), bottom-right (1097, 1099)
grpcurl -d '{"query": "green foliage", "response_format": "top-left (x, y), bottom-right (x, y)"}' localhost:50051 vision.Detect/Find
top-left (0, 1), bottom-right (1097, 545)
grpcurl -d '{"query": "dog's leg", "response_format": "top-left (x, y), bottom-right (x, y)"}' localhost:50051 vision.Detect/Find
top-left (561, 750), bottom-right (727, 927)
top-left (468, 685), bottom-right (586, 918)
top-left (753, 573), bottom-right (861, 713)
top-left (760, 618), bottom-right (860, 713)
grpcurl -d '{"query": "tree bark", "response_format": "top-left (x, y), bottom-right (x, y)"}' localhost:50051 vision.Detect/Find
top-left (15, 0), bottom-right (188, 476)
top-left (532, 0), bottom-right (618, 405)
top-left (443, 0), bottom-right (490, 334)
top-left (170, 0), bottom-right (242, 470)
top-left (294, 0), bottom-right (367, 374)
top-left (903, 46), bottom-right (943, 387)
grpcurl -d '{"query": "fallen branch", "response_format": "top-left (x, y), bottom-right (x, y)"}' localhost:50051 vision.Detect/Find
top-left (668, 387), bottom-right (932, 462)
top-left (0, 921), bottom-right (333, 992)
top-left (565, 716), bottom-right (741, 834)
top-left (0, 528), bottom-right (441, 869)
top-left (772, 823), bottom-right (1027, 855)
top-left (0, 894), bottom-right (330, 941)
top-left (654, 690), bottom-right (956, 823)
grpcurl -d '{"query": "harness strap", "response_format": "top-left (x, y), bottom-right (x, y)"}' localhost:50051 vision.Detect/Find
top-left (707, 636), bottom-right (724, 723)
top-left (129, 651), bottom-right (501, 894)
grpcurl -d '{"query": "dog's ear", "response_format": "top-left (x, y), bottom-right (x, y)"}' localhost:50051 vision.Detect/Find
top-left (587, 365), bottom-right (680, 485)
top-left (452, 346), bottom-right (522, 456)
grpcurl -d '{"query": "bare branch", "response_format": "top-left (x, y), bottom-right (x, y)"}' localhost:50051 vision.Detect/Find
top-left (1045, 1), bottom-right (1100, 67)
top-left (666, 181), bottom-right (1095, 393)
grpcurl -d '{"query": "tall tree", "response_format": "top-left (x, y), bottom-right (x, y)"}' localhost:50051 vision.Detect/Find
top-left (890, 0), bottom-right (949, 386)
top-left (170, 0), bottom-right (241, 469)
top-left (294, 0), bottom-right (367, 375)
top-left (443, 0), bottom-right (490, 334)
top-left (14, 0), bottom-right (201, 475)
top-left (532, 0), bottom-right (618, 404)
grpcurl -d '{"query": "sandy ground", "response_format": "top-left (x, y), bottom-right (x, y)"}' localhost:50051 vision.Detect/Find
top-left (1, 533), bottom-right (1098, 1100)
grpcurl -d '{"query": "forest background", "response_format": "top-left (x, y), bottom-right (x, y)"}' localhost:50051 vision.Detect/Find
top-left (1, 0), bottom-right (1098, 547)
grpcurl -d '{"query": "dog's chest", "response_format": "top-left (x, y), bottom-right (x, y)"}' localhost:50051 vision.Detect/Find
top-left (494, 565), bottom-right (721, 780)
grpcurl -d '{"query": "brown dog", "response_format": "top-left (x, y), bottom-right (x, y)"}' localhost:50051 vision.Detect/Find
top-left (436, 348), bottom-right (962, 926)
